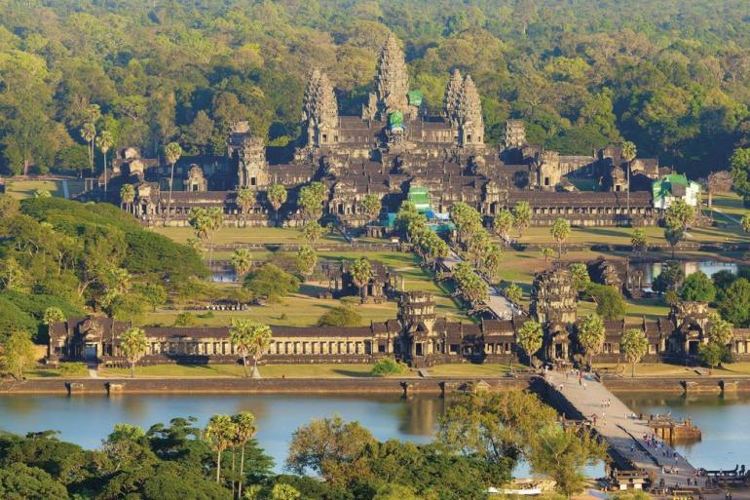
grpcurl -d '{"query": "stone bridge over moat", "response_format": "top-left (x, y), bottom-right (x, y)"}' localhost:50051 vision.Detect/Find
top-left (541, 370), bottom-right (704, 493)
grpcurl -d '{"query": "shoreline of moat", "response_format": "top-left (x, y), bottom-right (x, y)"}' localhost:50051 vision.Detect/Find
top-left (3, 374), bottom-right (750, 395)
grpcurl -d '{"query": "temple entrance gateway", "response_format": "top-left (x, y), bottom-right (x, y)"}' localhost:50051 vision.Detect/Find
top-left (84, 344), bottom-right (98, 361)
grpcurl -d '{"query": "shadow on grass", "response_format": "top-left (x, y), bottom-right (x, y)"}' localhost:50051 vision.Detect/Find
top-left (29, 369), bottom-right (63, 378)
top-left (578, 227), bottom-right (629, 239)
top-left (298, 283), bottom-right (329, 297)
top-left (333, 369), bottom-right (374, 377)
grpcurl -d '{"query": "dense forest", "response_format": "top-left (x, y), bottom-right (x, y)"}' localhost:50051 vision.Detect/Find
top-left (0, 0), bottom-right (749, 179)
top-left (0, 196), bottom-right (206, 343)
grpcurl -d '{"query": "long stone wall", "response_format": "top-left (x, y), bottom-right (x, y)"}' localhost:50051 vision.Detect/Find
top-left (4, 374), bottom-right (749, 395)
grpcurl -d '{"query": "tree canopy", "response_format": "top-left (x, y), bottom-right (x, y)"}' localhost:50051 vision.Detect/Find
top-left (0, 1), bottom-right (746, 179)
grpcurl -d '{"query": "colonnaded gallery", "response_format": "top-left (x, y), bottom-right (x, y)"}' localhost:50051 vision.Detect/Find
top-left (49, 267), bottom-right (750, 369)
top-left (91, 34), bottom-right (686, 230)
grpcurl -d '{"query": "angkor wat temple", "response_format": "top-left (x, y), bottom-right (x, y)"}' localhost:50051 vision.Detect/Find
top-left (100, 34), bottom-right (667, 229)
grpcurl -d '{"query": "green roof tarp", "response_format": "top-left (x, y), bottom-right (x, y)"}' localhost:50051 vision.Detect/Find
top-left (388, 111), bottom-right (404, 129)
top-left (407, 90), bottom-right (423, 107)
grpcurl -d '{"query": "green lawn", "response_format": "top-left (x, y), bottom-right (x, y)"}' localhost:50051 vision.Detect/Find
top-left (100, 363), bottom-right (401, 378)
top-left (146, 292), bottom-right (399, 328)
top-left (516, 223), bottom-right (750, 247)
top-left (98, 362), bottom-right (522, 379)
top-left (427, 363), bottom-right (521, 377)
top-left (4, 178), bottom-right (85, 199)
top-left (151, 226), bottom-right (344, 246)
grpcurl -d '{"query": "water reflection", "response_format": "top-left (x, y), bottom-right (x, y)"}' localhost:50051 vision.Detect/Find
top-left (1, 392), bottom-right (747, 473)
top-left (638, 261), bottom-right (738, 285)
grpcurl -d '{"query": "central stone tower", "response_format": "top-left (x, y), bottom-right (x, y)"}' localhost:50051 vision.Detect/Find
top-left (363, 34), bottom-right (410, 121)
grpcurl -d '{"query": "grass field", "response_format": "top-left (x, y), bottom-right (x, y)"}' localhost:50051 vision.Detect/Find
top-left (98, 362), bottom-right (519, 378)
top-left (151, 226), bottom-right (344, 246)
top-left (99, 363), bottom-right (380, 378)
top-left (146, 292), bottom-right (399, 328)
top-left (4, 178), bottom-right (85, 199)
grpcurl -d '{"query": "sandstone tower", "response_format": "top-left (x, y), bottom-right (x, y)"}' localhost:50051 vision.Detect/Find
top-left (504, 120), bottom-right (527, 149)
top-left (369, 34), bottom-right (410, 120)
top-left (229, 122), bottom-right (269, 189)
top-left (443, 68), bottom-right (463, 127)
top-left (456, 74), bottom-right (484, 147)
top-left (530, 267), bottom-right (578, 326)
top-left (303, 69), bottom-right (339, 148)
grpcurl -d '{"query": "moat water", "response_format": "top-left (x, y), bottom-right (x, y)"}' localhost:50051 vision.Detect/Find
top-left (0, 392), bottom-right (747, 472)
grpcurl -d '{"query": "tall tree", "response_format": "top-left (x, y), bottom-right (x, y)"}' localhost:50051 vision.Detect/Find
top-left (360, 194), bottom-right (382, 222)
top-left (620, 328), bottom-right (649, 377)
top-left (302, 220), bottom-right (324, 247)
top-left (164, 142), bottom-right (183, 223)
top-left (631, 228), bottom-right (647, 255)
top-left (621, 140), bottom-right (636, 212)
top-left (81, 122), bottom-right (97, 177)
top-left (232, 319), bottom-right (272, 378)
top-left (235, 188), bottom-right (256, 225)
top-left (204, 415), bottom-right (237, 484)
top-left (550, 218), bottom-right (571, 260)
top-left (42, 307), bottom-right (66, 327)
top-left (118, 327), bottom-right (149, 378)
top-left (232, 412), bottom-right (257, 497)
top-left (295, 245), bottom-right (317, 278)
top-left (350, 257), bottom-right (373, 300)
top-left (577, 314), bottom-right (605, 367)
top-left (516, 319), bottom-right (543, 364)
top-left (96, 130), bottom-right (113, 195)
top-left (230, 248), bottom-right (253, 279)
top-left (512, 201), bottom-right (532, 238)
top-left (120, 184), bottom-right (135, 212)
top-left (267, 184), bottom-right (287, 226)
top-left (493, 209), bottom-right (514, 245)
top-left (0, 330), bottom-right (37, 380)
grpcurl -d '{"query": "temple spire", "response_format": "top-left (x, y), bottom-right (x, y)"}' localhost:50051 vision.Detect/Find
top-left (374, 34), bottom-right (409, 119)
top-left (456, 74), bottom-right (484, 147)
top-left (444, 68), bottom-right (463, 126)
top-left (303, 69), bottom-right (339, 147)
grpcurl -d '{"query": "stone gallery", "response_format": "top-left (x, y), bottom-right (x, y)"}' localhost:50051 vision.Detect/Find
top-left (48, 269), bottom-right (750, 369)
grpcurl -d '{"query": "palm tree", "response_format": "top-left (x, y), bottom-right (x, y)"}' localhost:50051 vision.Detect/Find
top-left (118, 327), bottom-right (149, 378)
top-left (249, 320), bottom-right (273, 378)
top-left (235, 187), bottom-right (256, 226)
top-left (96, 130), bottom-right (113, 195)
top-left (232, 412), bottom-right (257, 498)
top-left (120, 184), bottom-right (135, 212)
top-left (204, 415), bottom-right (237, 484)
top-left (230, 248), bottom-right (253, 279)
top-left (267, 184), bottom-right (288, 226)
top-left (207, 206), bottom-right (224, 266)
top-left (621, 140), bottom-right (637, 216)
top-left (229, 319), bottom-right (255, 378)
top-left (350, 257), bottom-right (373, 301)
top-left (164, 142), bottom-right (183, 223)
top-left (81, 122), bottom-right (96, 177)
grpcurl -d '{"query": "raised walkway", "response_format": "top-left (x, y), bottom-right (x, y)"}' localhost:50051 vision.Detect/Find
top-left (543, 370), bottom-right (703, 491)
top-left (441, 251), bottom-right (523, 320)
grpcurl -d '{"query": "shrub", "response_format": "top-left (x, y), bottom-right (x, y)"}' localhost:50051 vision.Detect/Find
top-left (174, 312), bottom-right (197, 327)
top-left (317, 305), bottom-right (363, 327)
top-left (243, 263), bottom-right (300, 302)
top-left (370, 358), bottom-right (406, 377)
top-left (58, 362), bottom-right (88, 376)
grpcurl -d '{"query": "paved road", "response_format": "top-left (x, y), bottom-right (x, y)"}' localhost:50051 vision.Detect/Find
top-left (442, 251), bottom-right (522, 320)
top-left (544, 370), bottom-right (702, 491)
